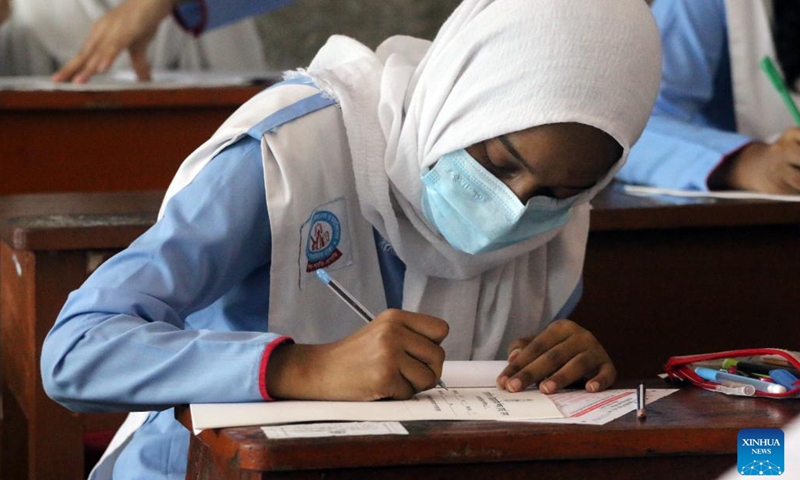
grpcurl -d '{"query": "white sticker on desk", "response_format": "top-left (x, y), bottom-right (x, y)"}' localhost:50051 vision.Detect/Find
top-left (261, 421), bottom-right (408, 439)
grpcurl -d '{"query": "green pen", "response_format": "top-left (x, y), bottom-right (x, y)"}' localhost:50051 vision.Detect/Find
top-left (760, 55), bottom-right (800, 126)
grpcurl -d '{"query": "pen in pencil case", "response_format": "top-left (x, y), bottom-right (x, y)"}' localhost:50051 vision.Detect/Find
top-left (315, 268), bottom-right (448, 390)
top-left (769, 369), bottom-right (800, 391)
top-left (694, 366), bottom-right (786, 395)
top-left (722, 358), bottom-right (800, 378)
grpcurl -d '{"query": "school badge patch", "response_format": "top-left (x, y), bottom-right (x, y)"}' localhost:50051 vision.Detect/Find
top-left (300, 198), bottom-right (353, 279)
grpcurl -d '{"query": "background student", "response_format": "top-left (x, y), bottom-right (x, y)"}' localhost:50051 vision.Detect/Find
top-left (0, 0), bottom-right (283, 81)
top-left (40, 0), bottom-right (661, 478)
top-left (616, 0), bottom-right (800, 195)
top-left (51, 0), bottom-right (294, 83)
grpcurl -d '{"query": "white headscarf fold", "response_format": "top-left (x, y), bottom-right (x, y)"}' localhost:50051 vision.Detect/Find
top-left (304, 0), bottom-right (661, 359)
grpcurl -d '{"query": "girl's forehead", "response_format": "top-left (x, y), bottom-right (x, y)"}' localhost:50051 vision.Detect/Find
top-left (508, 124), bottom-right (621, 170)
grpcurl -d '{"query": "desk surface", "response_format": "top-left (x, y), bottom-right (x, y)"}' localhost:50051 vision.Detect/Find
top-left (589, 183), bottom-right (800, 230)
top-left (176, 383), bottom-right (800, 480)
top-left (0, 190), bottom-right (163, 250)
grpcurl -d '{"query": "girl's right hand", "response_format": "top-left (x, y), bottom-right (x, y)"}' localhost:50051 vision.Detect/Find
top-left (266, 309), bottom-right (449, 401)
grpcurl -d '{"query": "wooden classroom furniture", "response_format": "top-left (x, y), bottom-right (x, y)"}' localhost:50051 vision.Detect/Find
top-left (176, 382), bottom-right (800, 480)
top-left (0, 84), bottom-right (267, 195)
top-left (0, 191), bottom-right (163, 480)
top-left (573, 184), bottom-right (800, 379)
top-left (1, 184), bottom-right (798, 479)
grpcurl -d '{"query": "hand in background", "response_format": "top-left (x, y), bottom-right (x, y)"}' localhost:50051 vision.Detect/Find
top-left (52, 0), bottom-right (180, 84)
top-left (496, 319), bottom-right (616, 394)
top-left (265, 309), bottom-right (449, 401)
top-left (709, 127), bottom-right (800, 194)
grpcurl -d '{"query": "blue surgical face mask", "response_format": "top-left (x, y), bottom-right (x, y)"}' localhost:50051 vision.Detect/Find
top-left (420, 149), bottom-right (579, 254)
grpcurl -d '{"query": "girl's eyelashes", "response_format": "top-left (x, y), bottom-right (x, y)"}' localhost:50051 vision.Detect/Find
top-left (480, 142), bottom-right (518, 177)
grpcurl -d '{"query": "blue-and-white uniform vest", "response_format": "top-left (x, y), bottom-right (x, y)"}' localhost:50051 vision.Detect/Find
top-left (90, 76), bottom-right (387, 479)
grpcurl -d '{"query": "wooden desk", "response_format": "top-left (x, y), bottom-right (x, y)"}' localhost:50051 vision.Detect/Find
top-left (0, 84), bottom-right (267, 195)
top-left (574, 184), bottom-right (800, 379)
top-left (176, 383), bottom-right (800, 480)
top-left (0, 191), bottom-right (163, 480)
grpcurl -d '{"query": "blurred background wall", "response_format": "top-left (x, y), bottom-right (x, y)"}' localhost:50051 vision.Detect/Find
top-left (252, 0), bottom-right (653, 72)
top-left (253, 0), bottom-right (461, 71)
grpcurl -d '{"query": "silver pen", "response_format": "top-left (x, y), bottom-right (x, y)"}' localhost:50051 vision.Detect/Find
top-left (315, 268), bottom-right (448, 390)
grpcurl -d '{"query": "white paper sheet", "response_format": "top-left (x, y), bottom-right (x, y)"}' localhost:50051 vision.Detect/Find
top-left (0, 71), bottom-right (278, 91)
top-left (440, 360), bottom-right (507, 387)
top-left (512, 388), bottom-right (678, 425)
top-left (622, 185), bottom-right (800, 203)
top-left (190, 360), bottom-right (561, 433)
top-left (191, 387), bottom-right (563, 433)
top-left (261, 421), bottom-right (408, 439)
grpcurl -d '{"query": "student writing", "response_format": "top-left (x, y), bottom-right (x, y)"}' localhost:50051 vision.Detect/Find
top-left (40, 1), bottom-right (661, 478)
top-left (617, 0), bottom-right (800, 195)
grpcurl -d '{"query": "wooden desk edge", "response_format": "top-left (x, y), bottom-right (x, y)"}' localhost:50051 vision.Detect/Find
top-left (0, 190), bottom-right (164, 250)
top-left (175, 386), bottom-right (799, 473)
top-left (590, 189), bottom-right (800, 231)
top-left (0, 85), bottom-right (270, 111)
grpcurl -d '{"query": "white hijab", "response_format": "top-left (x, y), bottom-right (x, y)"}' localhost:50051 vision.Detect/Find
top-left (301, 0), bottom-right (662, 358)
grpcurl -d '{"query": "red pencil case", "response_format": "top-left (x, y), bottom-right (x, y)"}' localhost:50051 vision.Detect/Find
top-left (664, 348), bottom-right (800, 399)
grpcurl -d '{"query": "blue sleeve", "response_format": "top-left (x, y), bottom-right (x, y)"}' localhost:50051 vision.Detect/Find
top-left (617, 0), bottom-right (755, 191)
top-left (174, 0), bottom-right (295, 35)
top-left (619, 115), bottom-right (752, 190)
top-left (41, 138), bottom-right (280, 413)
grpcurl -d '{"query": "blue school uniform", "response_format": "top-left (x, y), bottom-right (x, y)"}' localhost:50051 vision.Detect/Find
top-left (174, 0), bottom-right (296, 35)
top-left (40, 91), bottom-right (404, 479)
top-left (616, 0), bottom-right (753, 191)
top-left (41, 78), bottom-right (581, 479)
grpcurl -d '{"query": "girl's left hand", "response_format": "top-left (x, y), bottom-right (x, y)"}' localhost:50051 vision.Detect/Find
top-left (496, 319), bottom-right (616, 394)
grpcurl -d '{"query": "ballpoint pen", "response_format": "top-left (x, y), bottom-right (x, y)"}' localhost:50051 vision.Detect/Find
top-left (760, 55), bottom-right (800, 126)
top-left (315, 268), bottom-right (448, 390)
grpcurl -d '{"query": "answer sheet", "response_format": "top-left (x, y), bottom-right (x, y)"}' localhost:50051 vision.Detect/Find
top-left (191, 387), bottom-right (563, 432)
top-left (190, 360), bottom-right (564, 432)
top-left (515, 388), bottom-right (678, 425)
top-left (622, 185), bottom-right (800, 203)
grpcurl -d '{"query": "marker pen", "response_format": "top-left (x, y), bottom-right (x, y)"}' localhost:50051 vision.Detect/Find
top-left (769, 369), bottom-right (800, 391)
top-left (722, 358), bottom-right (800, 378)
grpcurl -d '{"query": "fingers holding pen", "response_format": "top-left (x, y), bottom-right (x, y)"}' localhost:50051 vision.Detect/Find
top-left (266, 310), bottom-right (449, 402)
top-left (371, 309), bottom-right (449, 391)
